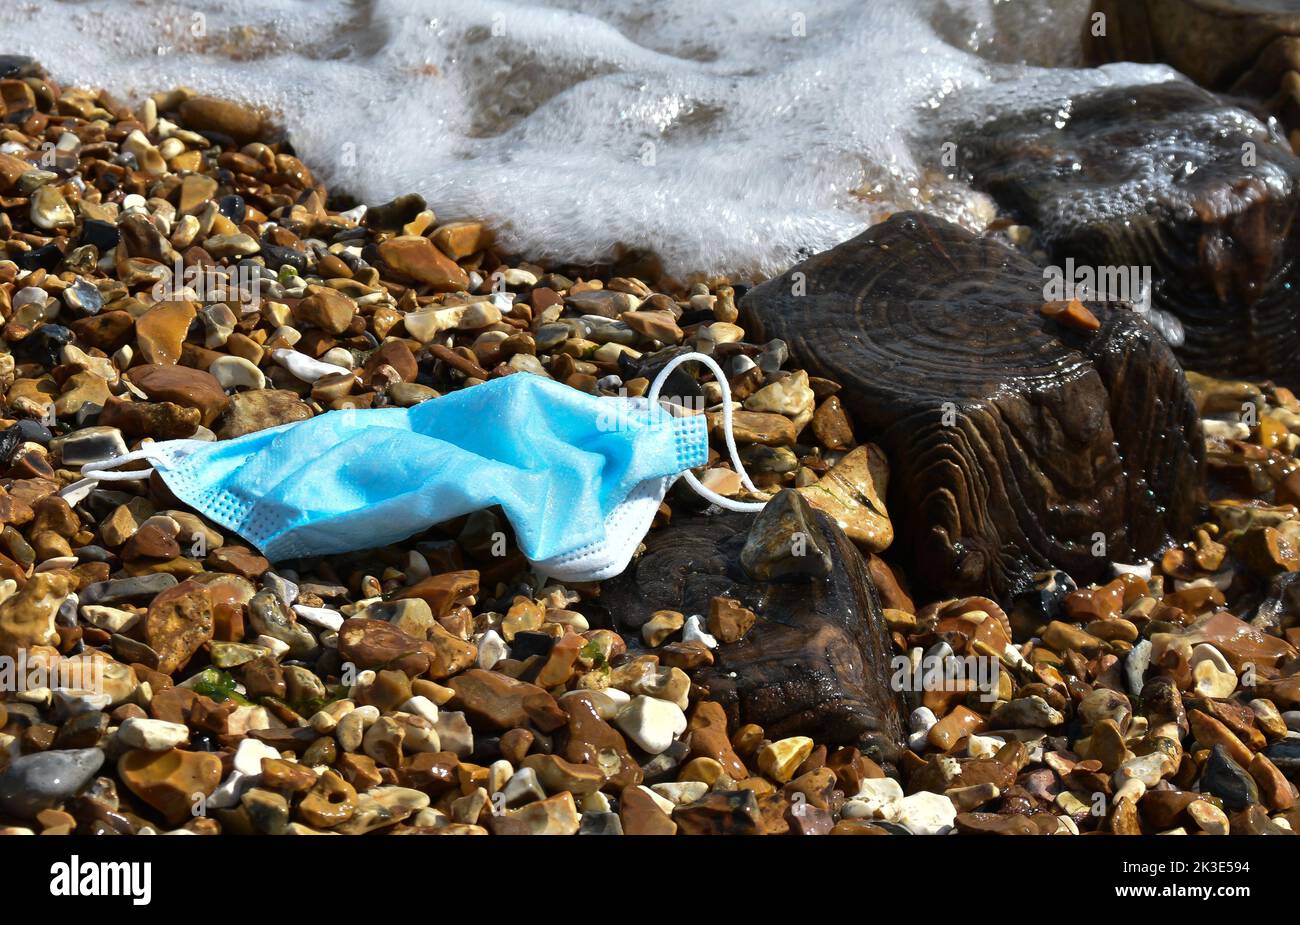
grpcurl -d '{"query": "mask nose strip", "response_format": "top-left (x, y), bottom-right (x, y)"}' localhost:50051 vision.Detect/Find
top-left (648, 351), bottom-right (769, 513)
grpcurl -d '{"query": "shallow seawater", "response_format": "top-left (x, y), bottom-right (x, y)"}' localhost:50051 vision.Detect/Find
top-left (2, 0), bottom-right (1180, 278)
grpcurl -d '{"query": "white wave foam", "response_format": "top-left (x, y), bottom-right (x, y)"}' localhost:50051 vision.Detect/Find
top-left (2, 0), bottom-right (1178, 278)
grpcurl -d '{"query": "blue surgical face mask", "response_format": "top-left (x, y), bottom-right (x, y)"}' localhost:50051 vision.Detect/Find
top-left (80, 352), bottom-right (765, 582)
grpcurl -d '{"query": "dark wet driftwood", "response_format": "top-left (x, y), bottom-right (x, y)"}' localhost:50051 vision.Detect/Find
top-left (960, 81), bottom-right (1300, 381)
top-left (596, 509), bottom-right (907, 769)
top-left (1086, 0), bottom-right (1300, 131)
top-left (740, 211), bottom-right (1205, 604)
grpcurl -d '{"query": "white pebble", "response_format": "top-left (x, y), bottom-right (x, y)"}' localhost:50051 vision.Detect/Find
top-left (475, 629), bottom-right (509, 669)
top-left (651, 781), bottom-right (708, 805)
top-left (1190, 643), bottom-right (1237, 698)
top-left (614, 695), bottom-right (687, 754)
top-left (1125, 639), bottom-right (1152, 696)
top-left (207, 770), bottom-right (250, 809)
top-left (209, 355), bottom-right (266, 391)
top-left (897, 791), bottom-right (957, 835)
top-left (400, 695), bottom-right (439, 724)
top-left (116, 717), bottom-right (189, 751)
top-left (320, 347), bottom-right (355, 369)
top-left (682, 614), bottom-right (717, 649)
top-left (292, 604), bottom-right (343, 631)
top-left (844, 778), bottom-right (904, 820)
top-left (272, 347), bottom-right (352, 383)
top-left (256, 635), bottom-right (291, 658)
top-left (908, 706), bottom-right (937, 734)
top-left (232, 738), bottom-right (281, 777)
top-left (1112, 560), bottom-right (1153, 580)
top-left (966, 734), bottom-right (1006, 759)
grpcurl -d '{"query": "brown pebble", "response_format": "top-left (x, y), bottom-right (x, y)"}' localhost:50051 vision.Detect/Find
top-left (1040, 297), bottom-right (1100, 331)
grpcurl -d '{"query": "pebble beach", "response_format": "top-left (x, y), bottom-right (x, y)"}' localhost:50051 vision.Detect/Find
top-left (0, 61), bottom-right (1295, 839)
top-left (2, 0), bottom-right (1300, 846)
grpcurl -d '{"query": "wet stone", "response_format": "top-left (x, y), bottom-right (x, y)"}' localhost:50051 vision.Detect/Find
top-left (739, 488), bottom-right (833, 581)
top-left (52, 426), bottom-right (128, 466)
top-left (797, 444), bottom-right (893, 553)
top-left (0, 571), bottom-right (72, 658)
top-left (142, 580), bottom-right (214, 675)
top-left (447, 669), bottom-right (566, 733)
top-left (127, 364), bottom-right (230, 427)
top-left (1200, 744), bottom-right (1260, 812)
top-left (378, 235), bottom-right (469, 292)
top-left (247, 591), bottom-right (317, 659)
top-left (117, 748), bottom-right (223, 825)
top-left (675, 790), bottom-right (762, 835)
top-left (579, 811), bottom-right (624, 835)
top-left (0, 748), bottom-right (104, 819)
top-left (216, 389), bottom-right (313, 439)
top-left (619, 784), bottom-right (677, 835)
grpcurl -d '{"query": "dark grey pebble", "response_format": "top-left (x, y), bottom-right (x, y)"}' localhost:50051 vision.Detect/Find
top-left (0, 748), bottom-right (104, 819)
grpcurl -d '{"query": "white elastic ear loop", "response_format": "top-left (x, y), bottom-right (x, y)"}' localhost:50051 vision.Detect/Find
top-left (78, 445), bottom-right (164, 482)
top-left (647, 351), bottom-right (769, 513)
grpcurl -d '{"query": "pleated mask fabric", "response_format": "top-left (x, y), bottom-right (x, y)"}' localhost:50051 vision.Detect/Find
top-left (80, 353), bottom-right (764, 582)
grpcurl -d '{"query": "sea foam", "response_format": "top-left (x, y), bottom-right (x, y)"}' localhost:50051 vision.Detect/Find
top-left (2, 0), bottom-right (1179, 278)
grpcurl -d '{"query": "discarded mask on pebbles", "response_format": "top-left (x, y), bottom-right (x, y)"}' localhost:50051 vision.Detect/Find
top-left (0, 52), bottom-right (1298, 838)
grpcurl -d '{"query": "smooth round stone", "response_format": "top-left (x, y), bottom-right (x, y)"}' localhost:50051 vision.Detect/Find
top-left (260, 242), bottom-right (309, 273)
top-left (218, 194), bottom-right (247, 224)
top-left (320, 347), bottom-right (355, 369)
top-left (614, 695), bottom-right (686, 755)
top-left (0, 748), bottom-right (105, 819)
top-left (204, 233), bottom-right (260, 258)
top-left (558, 687), bottom-right (629, 721)
top-left (1190, 643), bottom-right (1237, 698)
top-left (208, 355), bottom-right (266, 391)
top-left (909, 706), bottom-right (937, 734)
top-left (10, 418), bottom-right (52, 446)
top-left (1187, 799), bottom-right (1230, 835)
top-left (388, 382), bottom-right (440, 406)
top-left (1078, 688), bottom-right (1132, 730)
top-left (12, 286), bottom-right (47, 311)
